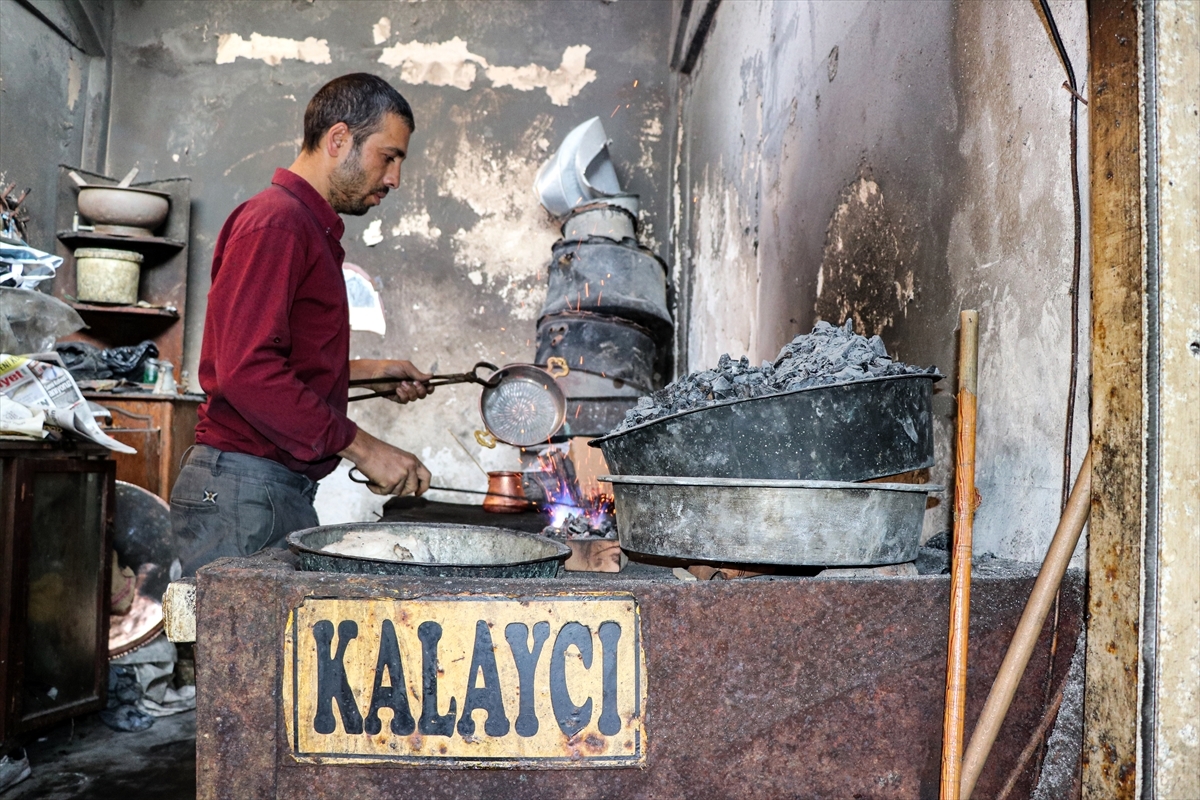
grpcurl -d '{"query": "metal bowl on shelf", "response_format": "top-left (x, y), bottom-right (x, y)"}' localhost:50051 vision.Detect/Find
top-left (77, 186), bottom-right (170, 237)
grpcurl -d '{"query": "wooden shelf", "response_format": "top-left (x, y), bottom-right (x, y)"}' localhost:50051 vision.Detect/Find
top-left (70, 302), bottom-right (179, 319)
top-left (57, 230), bottom-right (185, 258)
top-left (53, 167), bottom-right (191, 368)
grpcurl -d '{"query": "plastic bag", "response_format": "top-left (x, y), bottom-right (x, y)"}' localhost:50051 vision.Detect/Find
top-left (56, 341), bottom-right (113, 380)
top-left (102, 340), bottom-right (159, 380)
top-left (0, 242), bottom-right (62, 290)
top-left (0, 287), bottom-right (85, 355)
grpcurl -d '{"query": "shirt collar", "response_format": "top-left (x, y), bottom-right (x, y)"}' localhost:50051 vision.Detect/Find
top-left (271, 168), bottom-right (345, 241)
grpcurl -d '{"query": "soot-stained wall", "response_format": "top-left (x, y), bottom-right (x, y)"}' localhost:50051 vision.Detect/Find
top-left (674, 0), bottom-right (1090, 562)
top-left (0, 0), bottom-right (111, 253)
top-left (103, 0), bottom-right (671, 522)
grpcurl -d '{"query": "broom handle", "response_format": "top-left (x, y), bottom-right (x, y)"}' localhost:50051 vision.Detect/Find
top-left (941, 310), bottom-right (979, 800)
top-left (959, 446), bottom-right (1092, 798)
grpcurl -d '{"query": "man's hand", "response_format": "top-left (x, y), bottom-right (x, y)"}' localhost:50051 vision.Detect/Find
top-left (349, 359), bottom-right (433, 404)
top-left (339, 429), bottom-right (431, 496)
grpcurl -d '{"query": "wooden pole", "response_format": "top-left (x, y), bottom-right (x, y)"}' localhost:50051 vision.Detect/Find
top-left (940, 310), bottom-right (979, 800)
top-left (959, 446), bottom-right (1092, 798)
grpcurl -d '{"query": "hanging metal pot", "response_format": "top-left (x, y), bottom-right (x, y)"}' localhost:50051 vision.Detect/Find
top-left (539, 239), bottom-right (672, 339)
top-left (535, 311), bottom-right (663, 390)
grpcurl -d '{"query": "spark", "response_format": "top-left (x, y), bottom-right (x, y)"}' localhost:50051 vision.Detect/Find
top-left (532, 451), bottom-right (615, 532)
top-left (633, 79), bottom-right (638, 87)
top-left (610, 105), bottom-right (620, 118)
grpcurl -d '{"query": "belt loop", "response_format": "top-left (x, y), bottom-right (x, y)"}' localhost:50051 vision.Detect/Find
top-left (178, 444), bottom-right (197, 471)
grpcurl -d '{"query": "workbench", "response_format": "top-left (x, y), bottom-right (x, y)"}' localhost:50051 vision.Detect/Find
top-left (194, 549), bottom-right (1082, 799)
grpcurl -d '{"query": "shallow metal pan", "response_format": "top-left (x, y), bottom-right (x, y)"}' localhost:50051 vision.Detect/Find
top-left (288, 522), bottom-right (570, 578)
top-left (603, 475), bottom-right (940, 567)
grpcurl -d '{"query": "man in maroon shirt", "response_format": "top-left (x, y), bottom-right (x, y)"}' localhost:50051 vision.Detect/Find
top-left (173, 74), bottom-right (433, 574)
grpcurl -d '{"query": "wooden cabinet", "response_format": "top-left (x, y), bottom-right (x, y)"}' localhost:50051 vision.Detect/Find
top-left (53, 166), bottom-right (191, 369)
top-left (85, 393), bottom-right (201, 501)
top-left (0, 442), bottom-right (114, 748)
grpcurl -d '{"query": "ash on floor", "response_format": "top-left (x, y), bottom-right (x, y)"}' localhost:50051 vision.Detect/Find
top-left (2, 710), bottom-right (195, 800)
top-left (616, 319), bottom-right (939, 431)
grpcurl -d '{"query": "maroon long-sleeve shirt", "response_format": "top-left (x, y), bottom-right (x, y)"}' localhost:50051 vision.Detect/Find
top-left (195, 168), bottom-right (358, 481)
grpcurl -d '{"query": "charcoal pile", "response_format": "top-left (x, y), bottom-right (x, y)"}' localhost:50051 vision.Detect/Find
top-left (615, 319), bottom-right (939, 431)
top-left (541, 513), bottom-right (617, 541)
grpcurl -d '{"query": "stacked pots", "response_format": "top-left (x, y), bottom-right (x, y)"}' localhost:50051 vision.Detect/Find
top-left (535, 200), bottom-right (672, 438)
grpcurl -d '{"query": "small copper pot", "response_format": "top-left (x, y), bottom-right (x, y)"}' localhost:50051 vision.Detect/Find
top-left (483, 471), bottom-right (533, 513)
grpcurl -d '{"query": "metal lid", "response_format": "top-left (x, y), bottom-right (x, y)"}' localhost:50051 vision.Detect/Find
top-left (74, 247), bottom-right (144, 263)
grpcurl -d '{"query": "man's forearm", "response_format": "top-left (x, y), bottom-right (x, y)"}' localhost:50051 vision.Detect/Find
top-left (348, 359), bottom-right (387, 382)
top-left (337, 427), bottom-right (431, 496)
top-left (337, 426), bottom-right (378, 462)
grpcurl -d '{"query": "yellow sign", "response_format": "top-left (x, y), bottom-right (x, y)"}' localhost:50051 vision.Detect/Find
top-left (282, 594), bottom-right (646, 767)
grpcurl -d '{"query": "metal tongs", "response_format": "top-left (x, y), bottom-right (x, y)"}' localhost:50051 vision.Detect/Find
top-left (347, 360), bottom-right (501, 402)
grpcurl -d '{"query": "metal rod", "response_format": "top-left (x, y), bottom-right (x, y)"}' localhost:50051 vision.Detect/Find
top-left (446, 429), bottom-right (489, 477)
top-left (426, 485), bottom-right (589, 512)
top-left (428, 485), bottom-right (525, 501)
top-left (959, 446), bottom-right (1092, 799)
top-left (995, 685), bottom-right (1066, 800)
top-left (941, 310), bottom-right (979, 800)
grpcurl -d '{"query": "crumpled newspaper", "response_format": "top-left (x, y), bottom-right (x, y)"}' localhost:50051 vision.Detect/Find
top-left (0, 395), bottom-right (44, 437)
top-left (0, 354), bottom-right (135, 453)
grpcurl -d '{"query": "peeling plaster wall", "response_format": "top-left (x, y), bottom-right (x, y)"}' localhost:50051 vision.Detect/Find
top-left (675, 0), bottom-right (1090, 562)
top-left (1150, 0), bottom-right (1200, 792)
top-left (0, 0), bottom-right (110, 252)
top-left (103, 0), bottom-right (671, 523)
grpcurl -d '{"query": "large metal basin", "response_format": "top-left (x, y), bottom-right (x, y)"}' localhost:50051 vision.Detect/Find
top-left (590, 374), bottom-right (937, 481)
top-left (288, 522), bottom-right (569, 578)
top-left (604, 475), bottom-right (939, 566)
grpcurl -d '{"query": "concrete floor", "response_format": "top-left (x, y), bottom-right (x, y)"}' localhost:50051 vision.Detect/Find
top-left (3, 711), bottom-right (195, 799)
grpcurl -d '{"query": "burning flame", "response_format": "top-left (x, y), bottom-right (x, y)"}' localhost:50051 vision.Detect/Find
top-left (533, 450), bottom-right (615, 533)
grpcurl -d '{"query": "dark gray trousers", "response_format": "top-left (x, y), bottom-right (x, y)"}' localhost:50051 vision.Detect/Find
top-left (171, 444), bottom-right (319, 576)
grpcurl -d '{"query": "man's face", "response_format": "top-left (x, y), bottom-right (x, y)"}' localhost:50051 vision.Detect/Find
top-left (327, 113), bottom-right (411, 216)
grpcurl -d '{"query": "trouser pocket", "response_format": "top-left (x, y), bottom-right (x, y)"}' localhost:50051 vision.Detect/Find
top-left (170, 456), bottom-right (315, 574)
top-left (236, 479), bottom-right (277, 555)
top-left (171, 464), bottom-right (233, 575)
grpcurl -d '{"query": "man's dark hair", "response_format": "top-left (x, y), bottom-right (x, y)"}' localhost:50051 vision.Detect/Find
top-left (302, 73), bottom-right (414, 153)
